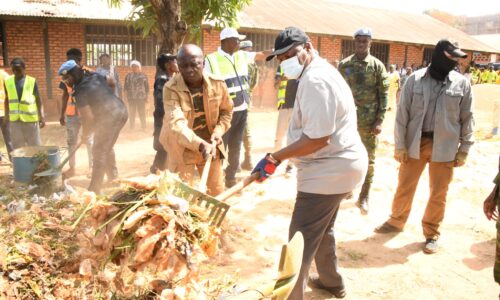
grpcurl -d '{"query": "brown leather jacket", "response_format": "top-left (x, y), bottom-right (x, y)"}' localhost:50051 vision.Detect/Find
top-left (160, 72), bottom-right (233, 169)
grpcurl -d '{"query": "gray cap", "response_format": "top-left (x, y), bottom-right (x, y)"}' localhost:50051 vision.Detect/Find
top-left (240, 40), bottom-right (253, 49)
top-left (354, 27), bottom-right (372, 38)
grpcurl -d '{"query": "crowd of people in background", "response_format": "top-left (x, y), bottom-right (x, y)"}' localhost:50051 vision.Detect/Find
top-left (0, 24), bottom-right (498, 299)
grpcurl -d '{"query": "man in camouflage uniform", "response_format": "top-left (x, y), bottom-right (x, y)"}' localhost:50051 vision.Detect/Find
top-left (240, 40), bottom-right (259, 170)
top-left (338, 28), bottom-right (389, 214)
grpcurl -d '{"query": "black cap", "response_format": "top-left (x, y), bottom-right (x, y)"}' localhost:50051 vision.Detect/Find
top-left (266, 27), bottom-right (309, 61)
top-left (438, 39), bottom-right (467, 58)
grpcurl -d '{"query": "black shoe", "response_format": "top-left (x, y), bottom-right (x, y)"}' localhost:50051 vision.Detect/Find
top-left (374, 222), bottom-right (403, 234)
top-left (241, 159), bottom-right (253, 171)
top-left (423, 239), bottom-right (439, 254)
top-left (356, 198), bottom-right (369, 215)
top-left (308, 276), bottom-right (346, 298)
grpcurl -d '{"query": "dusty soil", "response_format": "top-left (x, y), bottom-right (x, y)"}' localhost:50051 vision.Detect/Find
top-left (1, 103), bottom-right (499, 299)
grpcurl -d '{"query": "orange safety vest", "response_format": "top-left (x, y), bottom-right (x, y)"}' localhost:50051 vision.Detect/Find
top-left (64, 83), bottom-right (77, 116)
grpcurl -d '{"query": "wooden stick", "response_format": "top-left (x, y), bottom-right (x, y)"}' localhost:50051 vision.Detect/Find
top-left (197, 141), bottom-right (216, 193)
top-left (215, 172), bottom-right (260, 202)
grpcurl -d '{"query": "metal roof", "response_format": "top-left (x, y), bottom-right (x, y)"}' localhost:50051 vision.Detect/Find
top-left (0, 0), bottom-right (497, 53)
top-left (0, 0), bottom-right (131, 21)
top-left (237, 0), bottom-right (499, 53)
top-left (471, 34), bottom-right (500, 52)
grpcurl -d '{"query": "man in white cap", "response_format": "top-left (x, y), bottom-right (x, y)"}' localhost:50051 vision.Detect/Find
top-left (338, 27), bottom-right (389, 215)
top-left (204, 28), bottom-right (271, 188)
top-left (124, 60), bottom-right (149, 130)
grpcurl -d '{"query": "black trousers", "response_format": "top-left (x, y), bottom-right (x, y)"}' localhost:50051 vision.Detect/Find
top-left (128, 98), bottom-right (146, 129)
top-left (222, 109), bottom-right (247, 184)
top-left (89, 114), bottom-right (127, 193)
top-left (0, 116), bottom-right (13, 160)
top-left (150, 125), bottom-right (167, 173)
top-left (288, 191), bottom-right (348, 299)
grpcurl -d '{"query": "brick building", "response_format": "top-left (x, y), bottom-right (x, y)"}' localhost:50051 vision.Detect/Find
top-left (1, 0), bottom-right (498, 115)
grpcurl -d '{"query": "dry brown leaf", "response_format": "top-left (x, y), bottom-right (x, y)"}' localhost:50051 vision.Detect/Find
top-left (92, 230), bottom-right (109, 249)
top-left (150, 279), bottom-right (171, 293)
top-left (135, 215), bottom-right (165, 238)
top-left (79, 258), bottom-right (93, 277)
top-left (123, 208), bottom-right (151, 230)
top-left (16, 241), bottom-right (48, 259)
top-left (106, 219), bottom-right (122, 245)
top-left (119, 174), bottom-right (160, 190)
top-left (133, 231), bottom-right (162, 264)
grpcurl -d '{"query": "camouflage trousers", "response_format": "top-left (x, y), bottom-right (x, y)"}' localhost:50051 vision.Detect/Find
top-left (358, 128), bottom-right (378, 199)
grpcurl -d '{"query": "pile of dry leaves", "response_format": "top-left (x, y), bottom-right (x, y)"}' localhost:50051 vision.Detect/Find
top-left (0, 172), bottom-right (229, 299)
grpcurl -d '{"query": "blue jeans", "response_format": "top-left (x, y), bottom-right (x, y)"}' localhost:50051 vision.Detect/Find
top-left (222, 109), bottom-right (247, 185)
top-left (66, 115), bottom-right (93, 169)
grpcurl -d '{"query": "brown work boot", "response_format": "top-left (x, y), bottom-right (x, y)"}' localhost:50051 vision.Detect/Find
top-left (308, 275), bottom-right (346, 298)
top-left (374, 222), bottom-right (403, 234)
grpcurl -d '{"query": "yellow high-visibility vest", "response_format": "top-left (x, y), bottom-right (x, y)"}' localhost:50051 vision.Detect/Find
top-left (5, 75), bottom-right (39, 122)
top-left (206, 51), bottom-right (249, 108)
top-left (277, 67), bottom-right (287, 109)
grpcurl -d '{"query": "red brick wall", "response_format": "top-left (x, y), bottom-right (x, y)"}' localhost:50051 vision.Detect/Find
top-left (406, 45), bottom-right (423, 68)
top-left (319, 36), bottom-right (342, 64)
top-left (388, 43), bottom-right (405, 67)
top-left (47, 22), bottom-right (85, 116)
top-left (202, 29), bottom-right (220, 55)
top-left (4, 20), bottom-right (47, 100)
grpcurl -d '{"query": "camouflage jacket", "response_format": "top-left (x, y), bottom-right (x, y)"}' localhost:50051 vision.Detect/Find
top-left (248, 63), bottom-right (259, 93)
top-left (338, 54), bottom-right (389, 129)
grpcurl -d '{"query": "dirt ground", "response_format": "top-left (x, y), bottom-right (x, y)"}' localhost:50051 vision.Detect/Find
top-left (1, 103), bottom-right (499, 299)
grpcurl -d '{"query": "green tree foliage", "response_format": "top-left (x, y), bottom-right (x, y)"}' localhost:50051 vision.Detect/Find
top-left (110, 0), bottom-right (251, 53)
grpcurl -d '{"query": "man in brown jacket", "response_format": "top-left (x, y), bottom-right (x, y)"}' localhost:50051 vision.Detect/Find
top-left (160, 44), bottom-right (233, 195)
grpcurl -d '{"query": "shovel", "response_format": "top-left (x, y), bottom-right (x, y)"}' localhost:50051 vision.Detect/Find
top-left (169, 143), bottom-right (259, 226)
top-left (34, 140), bottom-right (84, 177)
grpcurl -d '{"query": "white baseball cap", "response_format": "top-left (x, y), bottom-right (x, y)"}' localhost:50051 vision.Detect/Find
top-left (220, 28), bottom-right (246, 41)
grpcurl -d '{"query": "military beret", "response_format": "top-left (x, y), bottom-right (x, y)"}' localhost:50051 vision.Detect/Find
top-left (58, 60), bottom-right (77, 75)
top-left (354, 28), bottom-right (372, 38)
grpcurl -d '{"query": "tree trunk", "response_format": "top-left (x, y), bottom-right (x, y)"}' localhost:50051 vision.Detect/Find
top-left (151, 0), bottom-right (187, 54)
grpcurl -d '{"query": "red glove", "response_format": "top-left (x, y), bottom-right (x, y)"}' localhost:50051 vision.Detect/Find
top-left (252, 153), bottom-right (281, 182)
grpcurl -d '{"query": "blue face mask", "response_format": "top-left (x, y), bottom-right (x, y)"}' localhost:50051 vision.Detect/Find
top-left (280, 53), bottom-right (304, 80)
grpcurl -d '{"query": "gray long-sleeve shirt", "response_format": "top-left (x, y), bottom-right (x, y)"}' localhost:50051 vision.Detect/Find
top-left (395, 67), bottom-right (474, 162)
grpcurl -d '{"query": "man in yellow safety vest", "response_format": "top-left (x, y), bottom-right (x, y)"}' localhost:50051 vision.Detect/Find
top-left (4, 58), bottom-right (45, 149)
top-left (274, 65), bottom-right (297, 175)
top-left (0, 67), bottom-right (13, 161)
top-left (204, 27), bottom-right (271, 188)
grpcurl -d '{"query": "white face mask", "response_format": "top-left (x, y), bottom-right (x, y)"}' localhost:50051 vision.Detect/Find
top-left (280, 54), bottom-right (304, 80)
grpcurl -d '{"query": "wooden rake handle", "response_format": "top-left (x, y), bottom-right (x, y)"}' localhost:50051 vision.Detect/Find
top-left (197, 141), bottom-right (216, 193)
top-left (215, 172), bottom-right (260, 202)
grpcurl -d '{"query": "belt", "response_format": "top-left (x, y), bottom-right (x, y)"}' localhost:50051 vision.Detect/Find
top-left (421, 131), bottom-right (434, 139)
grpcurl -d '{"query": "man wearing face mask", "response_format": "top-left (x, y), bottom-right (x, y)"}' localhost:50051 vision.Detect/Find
top-left (374, 39), bottom-right (474, 255)
top-left (252, 27), bottom-right (367, 299)
top-left (204, 28), bottom-right (271, 188)
top-left (338, 28), bottom-right (389, 215)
